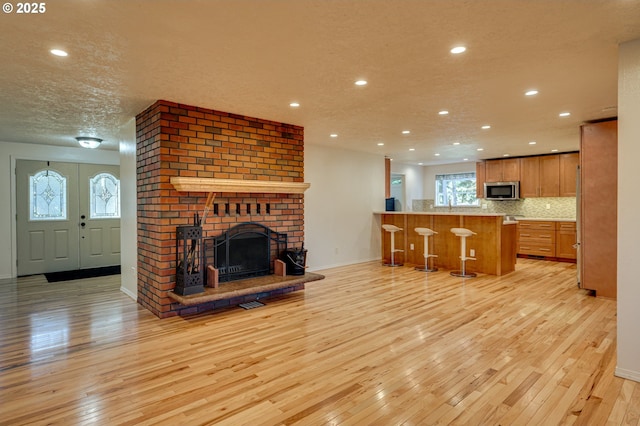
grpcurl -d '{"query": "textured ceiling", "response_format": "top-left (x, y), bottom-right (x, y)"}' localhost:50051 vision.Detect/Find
top-left (1, 0), bottom-right (639, 165)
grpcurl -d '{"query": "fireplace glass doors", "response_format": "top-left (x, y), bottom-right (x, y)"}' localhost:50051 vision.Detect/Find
top-left (204, 222), bottom-right (287, 283)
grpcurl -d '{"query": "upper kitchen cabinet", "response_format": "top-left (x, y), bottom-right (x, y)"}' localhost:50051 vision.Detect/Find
top-left (559, 152), bottom-right (580, 197)
top-left (476, 161), bottom-right (486, 198)
top-left (485, 158), bottom-right (520, 183)
top-left (519, 155), bottom-right (560, 197)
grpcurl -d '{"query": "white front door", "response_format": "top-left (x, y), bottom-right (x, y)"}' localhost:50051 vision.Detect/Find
top-left (16, 160), bottom-right (121, 276)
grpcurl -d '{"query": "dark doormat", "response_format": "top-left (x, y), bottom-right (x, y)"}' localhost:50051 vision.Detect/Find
top-left (44, 266), bottom-right (121, 283)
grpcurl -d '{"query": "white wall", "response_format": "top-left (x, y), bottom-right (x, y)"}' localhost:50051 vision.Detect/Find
top-left (422, 162), bottom-right (477, 199)
top-left (0, 141), bottom-right (119, 279)
top-left (616, 38), bottom-right (640, 383)
top-left (118, 120), bottom-right (138, 300)
top-left (305, 144), bottom-right (384, 270)
top-left (390, 162), bottom-right (424, 211)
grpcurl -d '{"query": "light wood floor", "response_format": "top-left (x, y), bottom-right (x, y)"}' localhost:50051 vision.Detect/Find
top-left (1, 259), bottom-right (638, 425)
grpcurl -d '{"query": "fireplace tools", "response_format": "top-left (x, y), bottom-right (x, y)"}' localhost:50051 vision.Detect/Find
top-left (174, 193), bottom-right (216, 296)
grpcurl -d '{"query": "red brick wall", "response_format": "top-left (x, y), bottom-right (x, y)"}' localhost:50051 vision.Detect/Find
top-left (136, 100), bottom-right (305, 318)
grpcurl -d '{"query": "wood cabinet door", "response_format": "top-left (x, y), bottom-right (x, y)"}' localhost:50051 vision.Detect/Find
top-left (580, 120), bottom-right (617, 298)
top-left (502, 158), bottom-right (520, 181)
top-left (485, 160), bottom-right (504, 182)
top-left (539, 155), bottom-right (560, 197)
top-left (519, 157), bottom-right (540, 197)
top-left (559, 152), bottom-right (579, 197)
top-left (556, 222), bottom-right (577, 259)
top-left (476, 162), bottom-right (486, 198)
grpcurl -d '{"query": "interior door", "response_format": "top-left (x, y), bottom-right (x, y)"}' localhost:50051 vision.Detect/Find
top-left (78, 164), bottom-right (121, 269)
top-left (16, 161), bottom-right (80, 275)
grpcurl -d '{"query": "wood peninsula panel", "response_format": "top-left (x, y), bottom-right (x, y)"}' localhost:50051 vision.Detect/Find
top-left (378, 213), bottom-right (515, 275)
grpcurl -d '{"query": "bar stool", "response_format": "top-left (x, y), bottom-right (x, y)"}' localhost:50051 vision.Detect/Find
top-left (382, 224), bottom-right (404, 266)
top-left (414, 227), bottom-right (438, 272)
top-left (450, 227), bottom-right (477, 278)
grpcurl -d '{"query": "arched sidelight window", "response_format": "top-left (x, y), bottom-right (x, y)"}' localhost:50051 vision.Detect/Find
top-left (29, 169), bottom-right (68, 221)
top-left (90, 173), bottom-right (121, 219)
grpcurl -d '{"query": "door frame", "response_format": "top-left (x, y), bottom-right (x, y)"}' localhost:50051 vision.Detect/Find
top-left (9, 153), bottom-right (120, 278)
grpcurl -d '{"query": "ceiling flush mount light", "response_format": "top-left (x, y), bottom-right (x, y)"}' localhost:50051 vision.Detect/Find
top-left (377, 142), bottom-right (384, 146)
top-left (477, 148), bottom-right (484, 151)
top-left (409, 148), bottom-right (415, 151)
top-left (529, 141), bottom-right (537, 145)
top-left (330, 133), bottom-right (338, 138)
top-left (438, 110), bottom-right (449, 115)
top-left (402, 130), bottom-right (410, 134)
top-left (355, 80), bottom-right (367, 86)
top-left (76, 136), bottom-right (102, 149)
top-left (453, 142), bottom-right (460, 145)
top-left (450, 46), bottom-right (466, 54)
top-left (525, 90), bottom-right (539, 96)
top-left (50, 49), bottom-right (68, 57)
top-left (559, 112), bottom-right (571, 117)
top-left (481, 125), bottom-right (491, 129)
top-left (434, 153), bottom-right (440, 156)
top-left (289, 102), bottom-right (300, 108)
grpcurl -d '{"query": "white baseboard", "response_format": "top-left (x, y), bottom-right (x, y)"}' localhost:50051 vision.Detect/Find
top-left (615, 366), bottom-right (640, 383)
top-left (307, 257), bottom-right (380, 272)
top-left (119, 285), bottom-right (137, 301)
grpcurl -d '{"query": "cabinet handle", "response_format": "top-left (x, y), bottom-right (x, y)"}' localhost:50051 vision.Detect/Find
top-left (539, 248), bottom-right (551, 252)
top-left (521, 233), bottom-right (531, 237)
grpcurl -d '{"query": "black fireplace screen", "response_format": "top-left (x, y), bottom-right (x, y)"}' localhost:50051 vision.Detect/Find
top-left (203, 222), bottom-right (288, 283)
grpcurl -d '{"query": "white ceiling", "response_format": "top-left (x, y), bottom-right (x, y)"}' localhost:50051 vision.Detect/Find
top-left (1, 1), bottom-right (639, 165)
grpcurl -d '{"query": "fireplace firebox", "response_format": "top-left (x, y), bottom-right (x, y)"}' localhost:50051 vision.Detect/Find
top-left (204, 222), bottom-right (288, 283)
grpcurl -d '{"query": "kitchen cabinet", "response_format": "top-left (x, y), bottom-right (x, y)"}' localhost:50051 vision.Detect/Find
top-left (476, 161), bottom-right (485, 198)
top-left (580, 119), bottom-right (617, 299)
top-left (485, 158), bottom-right (520, 183)
top-left (556, 222), bottom-right (577, 259)
top-left (559, 152), bottom-right (579, 197)
top-left (519, 155), bottom-right (560, 197)
top-left (517, 220), bottom-right (556, 257)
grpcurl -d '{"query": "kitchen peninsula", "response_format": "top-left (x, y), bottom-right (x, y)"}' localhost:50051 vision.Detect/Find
top-left (376, 212), bottom-right (517, 276)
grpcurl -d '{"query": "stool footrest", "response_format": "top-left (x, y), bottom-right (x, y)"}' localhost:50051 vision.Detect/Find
top-left (450, 271), bottom-right (477, 278)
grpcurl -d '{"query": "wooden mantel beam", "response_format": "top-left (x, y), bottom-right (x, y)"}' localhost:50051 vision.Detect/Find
top-left (170, 177), bottom-right (311, 194)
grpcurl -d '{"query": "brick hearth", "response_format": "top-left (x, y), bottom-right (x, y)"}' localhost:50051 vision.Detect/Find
top-left (136, 100), bottom-right (305, 318)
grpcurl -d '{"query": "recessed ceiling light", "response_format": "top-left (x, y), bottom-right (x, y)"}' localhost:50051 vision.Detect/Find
top-left (435, 153), bottom-right (440, 156)
top-left (377, 142), bottom-right (384, 146)
top-left (463, 158), bottom-right (469, 161)
top-left (289, 102), bottom-right (300, 107)
top-left (450, 46), bottom-right (466, 54)
top-left (529, 141), bottom-right (537, 145)
top-left (551, 149), bottom-right (559, 152)
top-left (355, 80), bottom-right (367, 86)
top-left (559, 112), bottom-right (571, 117)
top-left (418, 162), bottom-right (423, 166)
top-left (525, 90), bottom-right (539, 96)
top-left (409, 148), bottom-right (415, 151)
top-left (477, 148), bottom-right (484, 151)
top-left (503, 154), bottom-right (510, 157)
top-left (402, 130), bottom-right (410, 134)
top-left (330, 134), bottom-right (338, 138)
top-left (481, 125), bottom-right (491, 130)
top-left (453, 142), bottom-right (460, 145)
top-left (439, 110), bottom-right (449, 115)
top-left (50, 49), bottom-right (68, 57)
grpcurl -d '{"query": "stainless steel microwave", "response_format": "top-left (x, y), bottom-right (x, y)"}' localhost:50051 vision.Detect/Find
top-left (484, 181), bottom-right (520, 200)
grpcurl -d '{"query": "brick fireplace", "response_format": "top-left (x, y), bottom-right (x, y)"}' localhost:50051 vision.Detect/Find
top-left (136, 100), bottom-right (305, 318)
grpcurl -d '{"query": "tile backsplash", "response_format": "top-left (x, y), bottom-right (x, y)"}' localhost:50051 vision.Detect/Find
top-left (412, 197), bottom-right (576, 219)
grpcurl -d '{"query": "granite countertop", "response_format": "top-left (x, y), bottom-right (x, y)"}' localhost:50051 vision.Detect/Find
top-left (374, 211), bottom-right (506, 217)
top-left (517, 217), bottom-right (576, 222)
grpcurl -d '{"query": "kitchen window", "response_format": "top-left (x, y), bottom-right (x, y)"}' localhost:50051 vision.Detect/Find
top-left (435, 172), bottom-right (479, 206)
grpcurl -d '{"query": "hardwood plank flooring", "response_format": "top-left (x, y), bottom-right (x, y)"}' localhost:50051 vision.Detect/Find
top-left (1, 259), bottom-right (638, 425)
